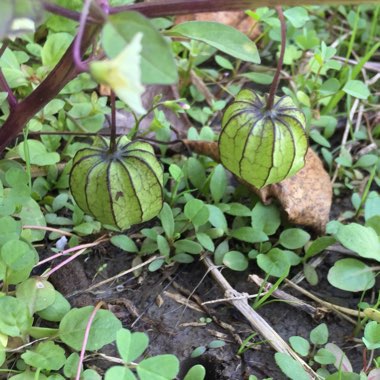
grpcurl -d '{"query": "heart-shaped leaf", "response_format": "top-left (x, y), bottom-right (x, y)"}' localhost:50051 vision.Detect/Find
top-left (116, 328), bottom-right (149, 363)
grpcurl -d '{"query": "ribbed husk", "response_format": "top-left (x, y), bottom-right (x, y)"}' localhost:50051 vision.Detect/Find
top-left (219, 89), bottom-right (308, 189)
top-left (70, 137), bottom-right (163, 230)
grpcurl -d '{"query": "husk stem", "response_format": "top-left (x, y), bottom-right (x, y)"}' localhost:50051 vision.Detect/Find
top-left (266, 6), bottom-right (286, 110)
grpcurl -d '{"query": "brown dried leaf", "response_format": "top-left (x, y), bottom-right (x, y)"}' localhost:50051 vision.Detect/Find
top-left (182, 140), bottom-right (332, 233)
top-left (175, 12), bottom-right (260, 39)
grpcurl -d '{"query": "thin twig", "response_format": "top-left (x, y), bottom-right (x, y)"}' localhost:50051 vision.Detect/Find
top-left (42, 236), bottom-right (108, 277)
top-left (35, 238), bottom-right (108, 268)
top-left (202, 292), bottom-right (263, 305)
top-left (22, 225), bottom-right (74, 237)
top-left (202, 255), bottom-right (319, 379)
top-left (83, 255), bottom-right (164, 293)
top-left (284, 279), bottom-right (364, 322)
top-left (249, 275), bottom-right (326, 319)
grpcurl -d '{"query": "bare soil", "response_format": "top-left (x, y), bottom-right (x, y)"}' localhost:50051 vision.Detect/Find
top-left (48, 243), bottom-right (369, 380)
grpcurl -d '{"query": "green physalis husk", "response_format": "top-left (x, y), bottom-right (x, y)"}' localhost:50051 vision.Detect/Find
top-left (219, 89), bottom-right (308, 189)
top-left (69, 137), bottom-right (163, 230)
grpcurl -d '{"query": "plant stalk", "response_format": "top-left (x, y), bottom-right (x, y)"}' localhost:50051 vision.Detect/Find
top-left (109, 91), bottom-right (117, 152)
top-left (266, 6), bottom-right (286, 110)
top-left (0, 22), bottom-right (102, 153)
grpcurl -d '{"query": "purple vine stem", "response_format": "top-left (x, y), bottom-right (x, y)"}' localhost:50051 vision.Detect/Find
top-left (73, 0), bottom-right (93, 72)
top-left (75, 302), bottom-right (105, 380)
top-left (1, 0), bottom-right (290, 154)
top-left (266, 6), bottom-right (286, 110)
top-left (97, 0), bottom-right (110, 14)
top-left (0, 42), bottom-right (17, 109)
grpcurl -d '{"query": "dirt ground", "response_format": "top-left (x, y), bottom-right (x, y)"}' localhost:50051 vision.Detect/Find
top-left (47, 241), bottom-right (370, 380)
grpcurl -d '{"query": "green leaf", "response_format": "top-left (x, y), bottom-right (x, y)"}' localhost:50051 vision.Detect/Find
top-left (274, 353), bottom-right (310, 380)
top-left (41, 33), bottom-right (73, 68)
top-left (223, 251), bottom-right (248, 271)
top-left (102, 12), bottom-right (177, 84)
top-left (309, 129), bottom-right (331, 148)
top-left (229, 227), bottom-right (268, 244)
top-left (215, 55), bottom-right (234, 70)
top-left (319, 78), bottom-right (340, 96)
top-left (207, 205), bottom-right (227, 232)
top-left (240, 72), bottom-right (274, 85)
top-left (305, 236), bottom-right (336, 260)
top-left (137, 355), bottom-right (179, 380)
top-left (208, 340), bottom-right (226, 348)
top-left (279, 228), bottom-right (310, 249)
top-left (214, 240), bottom-right (229, 265)
top-left (16, 278), bottom-right (56, 314)
top-left (105, 366), bottom-right (136, 380)
top-left (221, 202), bottom-right (251, 217)
top-left (328, 258), bottom-right (375, 292)
top-left (116, 328), bottom-right (149, 363)
top-left (18, 197), bottom-right (47, 242)
top-left (196, 232), bottom-right (215, 251)
top-left (170, 21), bottom-right (260, 63)
top-left (284, 7), bottom-right (309, 28)
top-left (64, 353), bottom-right (81, 379)
top-left (159, 203), bottom-right (175, 239)
top-left (0, 296), bottom-right (32, 337)
top-left (331, 223), bottom-right (380, 261)
top-left (210, 164), bottom-right (227, 203)
top-left (184, 199), bottom-right (209, 227)
top-left (191, 346), bottom-right (207, 358)
top-left (183, 364), bottom-right (206, 380)
top-left (310, 323), bottom-right (328, 345)
top-left (175, 239), bottom-right (203, 255)
top-left (362, 321), bottom-right (380, 350)
top-left (1, 240), bottom-right (37, 284)
top-left (0, 216), bottom-right (21, 247)
top-left (149, 258), bottom-right (164, 271)
top-left (251, 202), bottom-right (280, 235)
top-left (82, 369), bottom-right (102, 380)
top-left (22, 341), bottom-right (66, 371)
top-left (111, 235), bottom-right (138, 253)
top-left (157, 235), bottom-right (170, 257)
top-left (186, 158), bottom-right (206, 191)
top-left (257, 249), bottom-right (291, 277)
top-left (18, 140), bottom-right (60, 166)
top-left (314, 348), bottom-right (336, 365)
top-left (343, 80), bottom-right (370, 99)
top-left (289, 336), bottom-right (310, 357)
top-left (91, 33), bottom-right (146, 115)
top-left (59, 306), bottom-right (122, 351)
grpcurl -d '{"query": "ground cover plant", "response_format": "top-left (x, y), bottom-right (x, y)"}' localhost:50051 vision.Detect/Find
top-left (0, 0), bottom-right (379, 379)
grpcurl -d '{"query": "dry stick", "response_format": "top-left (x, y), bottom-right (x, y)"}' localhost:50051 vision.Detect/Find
top-left (249, 274), bottom-right (324, 319)
top-left (202, 255), bottom-right (319, 379)
top-left (82, 255), bottom-right (163, 293)
top-left (22, 225), bottom-right (74, 237)
top-left (284, 279), bottom-right (365, 322)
